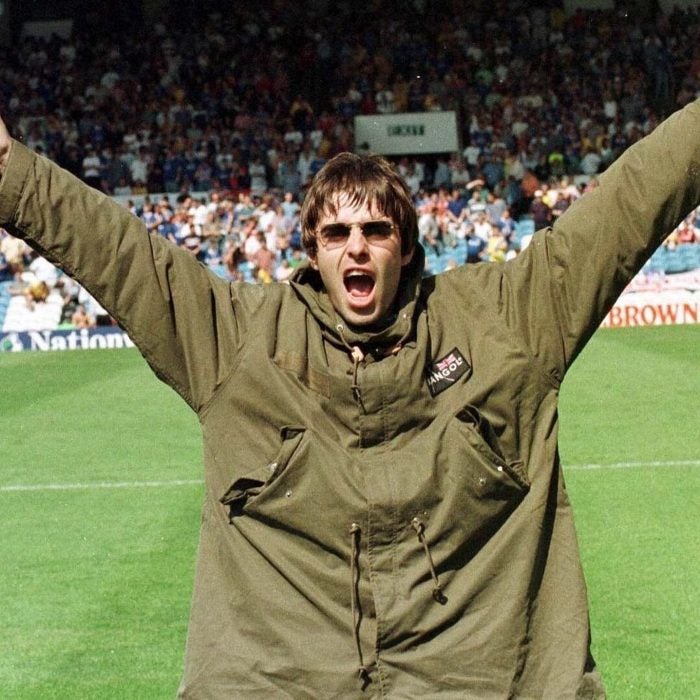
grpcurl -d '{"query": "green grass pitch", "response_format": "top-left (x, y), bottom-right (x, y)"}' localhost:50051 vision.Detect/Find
top-left (1, 324), bottom-right (698, 698)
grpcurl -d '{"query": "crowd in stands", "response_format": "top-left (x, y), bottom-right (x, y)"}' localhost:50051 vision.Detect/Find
top-left (2, 0), bottom-right (700, 330)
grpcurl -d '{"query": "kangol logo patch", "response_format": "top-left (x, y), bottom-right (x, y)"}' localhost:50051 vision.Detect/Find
top-left (426, 348), bottom-right (471, 397)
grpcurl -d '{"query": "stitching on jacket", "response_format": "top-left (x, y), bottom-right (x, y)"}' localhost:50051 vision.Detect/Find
top-left (197, 284), bottom-right (269, 419)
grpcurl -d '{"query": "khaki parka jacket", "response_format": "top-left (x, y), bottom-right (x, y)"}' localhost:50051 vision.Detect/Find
top-left (2, 101), bottom-right (699, 699)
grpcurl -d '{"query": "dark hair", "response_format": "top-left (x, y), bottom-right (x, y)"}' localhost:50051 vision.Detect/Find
top-left (300, 152), bottom-right (418, 256)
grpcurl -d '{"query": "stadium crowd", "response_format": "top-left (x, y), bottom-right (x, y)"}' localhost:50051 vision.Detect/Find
top-left (1, 0), bottom-right (700, 328)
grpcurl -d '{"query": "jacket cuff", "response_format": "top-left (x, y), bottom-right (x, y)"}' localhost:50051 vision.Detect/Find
top-left (0, 139), bottom-right (34, 233)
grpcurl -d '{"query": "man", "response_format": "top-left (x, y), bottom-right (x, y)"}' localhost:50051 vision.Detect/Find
top-left (80, 144), bottom-right (102, 190)
top-left (530, 188), bottom-right (552, 230)
top-left (0, 101), bottom-right (698, 698)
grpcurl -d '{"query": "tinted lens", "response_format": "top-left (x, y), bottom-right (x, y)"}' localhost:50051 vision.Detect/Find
top-left (318, 220), bottom-right (396, 249)
top-left (362, 221), bottom-right (394, 241)
top-left (319, 223), bottom-right (351, 247)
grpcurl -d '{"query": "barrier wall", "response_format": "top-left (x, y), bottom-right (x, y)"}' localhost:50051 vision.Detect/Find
top-left (601, 290), bottom-right (699, 328)
top-left (601, 270), bottom-right (700, 328)
top-left (1, 275), bottom-right (698, 353)
top-left (0, 327), bottom-right (134, 353)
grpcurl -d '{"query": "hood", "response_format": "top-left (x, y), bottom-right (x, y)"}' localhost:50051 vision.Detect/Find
top-left (289, 244), bottom-right (426, 352)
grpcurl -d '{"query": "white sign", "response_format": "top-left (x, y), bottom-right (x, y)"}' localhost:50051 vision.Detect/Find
top-left (0, 328), bottom-right (135, 352)
top-left (354, 112), bottom-right (459, 155)
top-left (601, 289), bottom-right (699, 328)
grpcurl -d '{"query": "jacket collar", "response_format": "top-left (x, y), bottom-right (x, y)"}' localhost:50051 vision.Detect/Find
top-left (289, 244), bottom-right (425, 353)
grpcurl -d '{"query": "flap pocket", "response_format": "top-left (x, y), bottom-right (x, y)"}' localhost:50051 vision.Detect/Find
top-left (455, 405), bottom-right (529, 492)
top-left (220, 426), bottom-right (306, 519)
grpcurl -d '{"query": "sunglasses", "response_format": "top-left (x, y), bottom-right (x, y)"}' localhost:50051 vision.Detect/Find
top-left (317, 220), bottom-right (397, 250)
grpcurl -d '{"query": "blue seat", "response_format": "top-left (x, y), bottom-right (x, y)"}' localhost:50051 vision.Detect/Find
top-left (677, 244), bottom-right (698, 272)
top-left (238, 261), bottom-right (255, 283)
top-left (514, 219), bottom-right (535, 246)
top-left (0, 280), bottom-right (13, 327)
top-left (647, 246), bottom-right (669, 273)
top-left (210, 264), bottom-right (228, 280)
top-left (664, 250), bottom-right (686, 274)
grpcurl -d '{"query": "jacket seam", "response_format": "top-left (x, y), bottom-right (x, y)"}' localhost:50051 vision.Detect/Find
top-left (1, 140), bottom-right (32, 222)
top-left (503, 251), bottom-right (563, 391)
top-left (197, 285), bottom-right (257, 420)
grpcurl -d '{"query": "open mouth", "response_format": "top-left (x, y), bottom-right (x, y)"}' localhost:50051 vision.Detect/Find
top-left (344, 271), bottom-right (375, 300)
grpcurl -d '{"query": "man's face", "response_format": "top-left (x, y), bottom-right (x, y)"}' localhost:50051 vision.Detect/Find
top-left (309, 194), bottom-right (413, 326)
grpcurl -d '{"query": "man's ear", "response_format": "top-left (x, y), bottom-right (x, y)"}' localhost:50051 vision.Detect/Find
top-left (401, 246), bottom-right (415, 267)
top-left (308, 250), bottom-right (318, 270)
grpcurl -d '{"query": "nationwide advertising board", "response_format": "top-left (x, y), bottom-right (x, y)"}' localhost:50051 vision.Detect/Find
top-left (0, 326), bottom-right (134, 353)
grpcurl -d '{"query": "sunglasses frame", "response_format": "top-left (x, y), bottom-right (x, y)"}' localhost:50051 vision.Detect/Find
top-left (317, 220), bottom-right (397, 250)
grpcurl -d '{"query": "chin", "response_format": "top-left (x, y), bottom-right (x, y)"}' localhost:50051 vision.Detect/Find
top-left (345, 313), bottom-right (376, 327)
top-left (342, 305), bottom-right (380, 327)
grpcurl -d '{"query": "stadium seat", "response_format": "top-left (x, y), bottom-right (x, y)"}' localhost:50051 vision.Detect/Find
top-left (238, 261), bottom-right (255, 283)
top-left (647, 247), bottom-right (669, 273)
top-left (210, 264), bottom-right (228, 280)
top-left (514, 219), bottom-right (536, 247)
top-left (0, 281), bottom-right (13, 329)
top-left (677, 244), bottom-right (699, 273)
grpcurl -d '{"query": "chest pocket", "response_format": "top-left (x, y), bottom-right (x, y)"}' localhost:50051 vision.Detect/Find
top-left (219, 426), bottom-right (367, 547)
top-left (388, 403), bottom-right (530, 563)
top-left (220, 425), bottom-right (307, 520)
top-left (451, 404), bottom-right (529, 494)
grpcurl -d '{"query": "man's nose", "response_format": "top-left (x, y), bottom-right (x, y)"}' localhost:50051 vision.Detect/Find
top-left (345, 225), bottom-right (370, 257)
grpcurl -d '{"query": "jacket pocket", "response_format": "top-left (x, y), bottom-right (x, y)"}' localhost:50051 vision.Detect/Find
top-left (453, 404), bottom-right (529, 495)
top-left (220, 425), bottom-right (306, 520)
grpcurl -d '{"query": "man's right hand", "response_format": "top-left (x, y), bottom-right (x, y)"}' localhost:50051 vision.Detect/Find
top-left (0, 114), bottom-right (11, 176)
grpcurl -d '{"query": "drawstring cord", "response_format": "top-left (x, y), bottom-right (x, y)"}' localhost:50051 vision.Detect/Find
top-left (336, 323), bottom-right (366, 409)
top-left (347, 519), bottom-right (445, 685)
top-left (350, 346), bottom-right (364, 404)
top-left (349, 522), bottom-right (370, 684)
top-left (411, 517), bottom-right (448, 605)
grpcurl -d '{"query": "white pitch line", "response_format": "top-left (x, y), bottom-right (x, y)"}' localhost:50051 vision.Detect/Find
top-left (0, 479), bottom-right (203, 493)
top-left (565, 459), bottom-right (700, 471)
top-left (1, 460), bottom-right (699, 493)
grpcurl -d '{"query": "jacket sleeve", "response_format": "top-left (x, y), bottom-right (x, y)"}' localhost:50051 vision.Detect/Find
top-left (501, 98), bottom-right (700, 383)
top-left (0, 140), bottom-right (244, 412)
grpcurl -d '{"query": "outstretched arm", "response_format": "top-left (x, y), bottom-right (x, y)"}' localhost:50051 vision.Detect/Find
top-left (500, 99), bottom-right (700, 382)
top-left (0, 116), bottom-right (243, 412)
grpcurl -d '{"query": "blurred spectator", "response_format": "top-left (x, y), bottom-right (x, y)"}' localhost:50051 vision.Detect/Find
top-left (530, 190), bottom-right (552, 230)
top-left (82, 146), bottom-right (102, 190)
top-left (465, 229), bottom-right (486, 264)
top-left (0, 229), bottom-right (29, 279)
top-left (24, 280), bottom-right (50, 308)
top-left (418, 203), bottom-right (440, 255)
top-left (551, 191), bottom-right (571, 220)
top-left (71, 304), bottom-right (95, 329)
